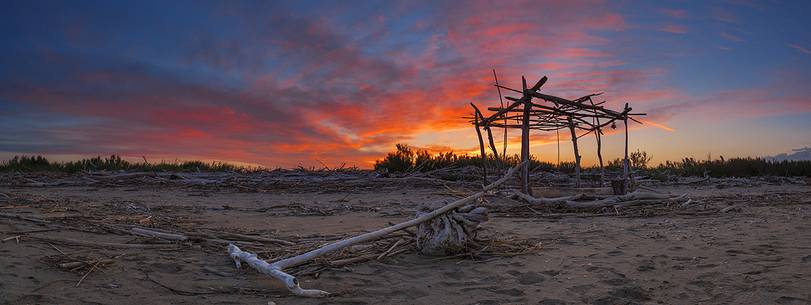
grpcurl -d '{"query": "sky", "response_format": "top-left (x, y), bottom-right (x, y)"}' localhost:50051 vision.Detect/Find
top-left (1, 0), bottom-right (810, 168)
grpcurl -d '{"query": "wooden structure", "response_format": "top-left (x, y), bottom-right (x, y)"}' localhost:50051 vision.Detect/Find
top-left (469, 73), bottom-right (646, 194)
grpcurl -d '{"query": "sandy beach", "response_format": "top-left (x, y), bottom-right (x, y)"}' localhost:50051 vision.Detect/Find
top-left (0, 172), bottom-right (809, 305)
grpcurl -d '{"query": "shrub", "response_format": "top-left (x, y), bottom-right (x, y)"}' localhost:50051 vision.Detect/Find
top-left (0, 155), bottom-right (246, 172)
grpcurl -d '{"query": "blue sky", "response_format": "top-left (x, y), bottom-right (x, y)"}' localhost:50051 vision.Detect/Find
top-left (1, 0), bottom-right (810, 167)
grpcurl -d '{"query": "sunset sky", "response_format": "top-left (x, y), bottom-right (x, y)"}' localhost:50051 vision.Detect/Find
top-left (2, 0), bottom-right (810, 168)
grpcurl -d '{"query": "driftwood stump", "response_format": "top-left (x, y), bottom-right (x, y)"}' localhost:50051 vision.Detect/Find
top-left (416, 205), bottom-right (488, 256)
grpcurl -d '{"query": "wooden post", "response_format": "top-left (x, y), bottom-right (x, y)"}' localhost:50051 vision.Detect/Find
top-left (484, 126), bottom-right (500, 162)
top-left (473, 110), bottom-right (487, 184)
top-left (623, 103), bottom-right (630, 184)
top-left (520, 76), bottom-right (532, 195)
top-left (589, 98), bottom-right (605, 186)
top-left (595, 129), bottom-right (604, 186)
top-left (567, 116), bottom-right (581, 188)
top-left (493, 69), bottom-right (508, 159)
top-left (470, 103), bottom-right (500, 162)
top-left (556, 128), bottom-right (560, 167)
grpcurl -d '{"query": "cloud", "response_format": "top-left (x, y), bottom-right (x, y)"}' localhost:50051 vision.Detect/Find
top-left (0, 0), bottom-right (748, 167)
top-left (788, 43), bottom-right (811, 55)
top-left (661, 24), bottom-right (688, 34)
top-left (660, 8), bottom-right (687, 19)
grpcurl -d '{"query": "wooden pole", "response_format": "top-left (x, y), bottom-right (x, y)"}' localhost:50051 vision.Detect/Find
top-left (493, 69), bottom-right (507, 159)
top-left (227, 162), bottom-right (527, 298)
top-left (556, 128), bottom-right (560, 167)
top-left (473, 110), bottom-right (488, 184)
top-left (567, 116), bottom-right (581, 188)
top-left (520, 76), bottom-right (532, 195)
top-left (595, 129), bottom-right (604, 186)
top-left (471, 103), bottom-right (500, 161)
top-left (623, 103), bottom-right (630, 186)
top-left (589, 98), bottom-right (605, 186)
top-left (484, 125), bottom-right (500, 162)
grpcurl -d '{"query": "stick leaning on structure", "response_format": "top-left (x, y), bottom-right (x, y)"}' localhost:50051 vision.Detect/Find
top-left (227, 161), bottom-right (527, 297)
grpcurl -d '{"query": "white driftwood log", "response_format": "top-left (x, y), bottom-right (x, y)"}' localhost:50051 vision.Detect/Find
top-left (228, 162), bottom-right (526, 297)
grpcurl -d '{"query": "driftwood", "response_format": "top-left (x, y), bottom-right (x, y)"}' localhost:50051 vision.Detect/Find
top-left (0, 212), bottom-right (51, 224)
top-left (468, 74), bottom-right (646, 193)
top-left (511, 191), bottom-right (585, 204)
top-left (227, 162), bottom-right (525, 297)
top-left (28, 235), bottom-right (178, 249)
top-left (512, 190), bottom-right (687, 209)
top-left (131, 227), bottom-right (188, 241)
top-left (416, 205), bottom-right (488, 256)
top-left (472, 107), bottom-right (488, 182)
top-left (129, 227), bottom-right (295, 246)
top-left (520, 78), bottom-right (532, 195)
top-left (567, 116), bottom-right (581, 187)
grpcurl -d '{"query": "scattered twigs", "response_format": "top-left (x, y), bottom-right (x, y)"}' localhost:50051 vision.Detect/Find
top-left (75, 260), bottom-right (103, 287)
top-left (131, 227), bottom-right (188, 241)
top-left (228, 161), bottom-right (525, 297)
top-left (329, 253), bottom-right (378, 267)
top-left (215, 232), bottom-right (294, 246)
top-left (377, 239), bottom-right (404, 260)
top-left (28, 235), bottom-right (178, 249)
top-left (2, 235), bottom-right (21, 243)
top-left (0, 212), bottom-right (51, 224)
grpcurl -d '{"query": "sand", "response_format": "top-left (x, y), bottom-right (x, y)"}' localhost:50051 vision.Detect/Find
top-left (1, 173), bottom-right (809, 305)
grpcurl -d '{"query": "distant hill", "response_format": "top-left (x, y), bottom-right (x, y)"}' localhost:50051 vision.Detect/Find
top-left (766, 147), bottom-right (811, 161)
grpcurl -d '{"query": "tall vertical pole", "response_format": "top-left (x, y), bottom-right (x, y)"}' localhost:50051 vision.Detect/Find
top-left (520, 77), bottom-right (532, 195)
top-left (473, 110), bottom-right (487, 184)
top-left (556, 128), bottom-right (560, 167)
top-left (623, 103), bottom-right (630, 182)
top-left (568, 116), bottom-right (581, 188)
top-left (589, 98), bottom-right (604, 187)
top-left (493, 69), bottom-right (508, 159)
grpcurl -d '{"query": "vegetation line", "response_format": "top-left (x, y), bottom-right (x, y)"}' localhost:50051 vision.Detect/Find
top-left (3, 145), bottom-right (811, 177)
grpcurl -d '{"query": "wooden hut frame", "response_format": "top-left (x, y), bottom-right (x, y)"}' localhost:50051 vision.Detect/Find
top-left (468, 74), bottom-right (646, 194)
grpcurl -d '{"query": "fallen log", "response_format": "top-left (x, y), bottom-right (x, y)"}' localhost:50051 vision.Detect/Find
top-left (564, 191), bottom-right (686, 208)
top-left (227, 161), bottom-right (526, 297)
top-left (511, 191), bottom-right (585, 204)
top-left (512, 190), bottom-right (688, 209)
